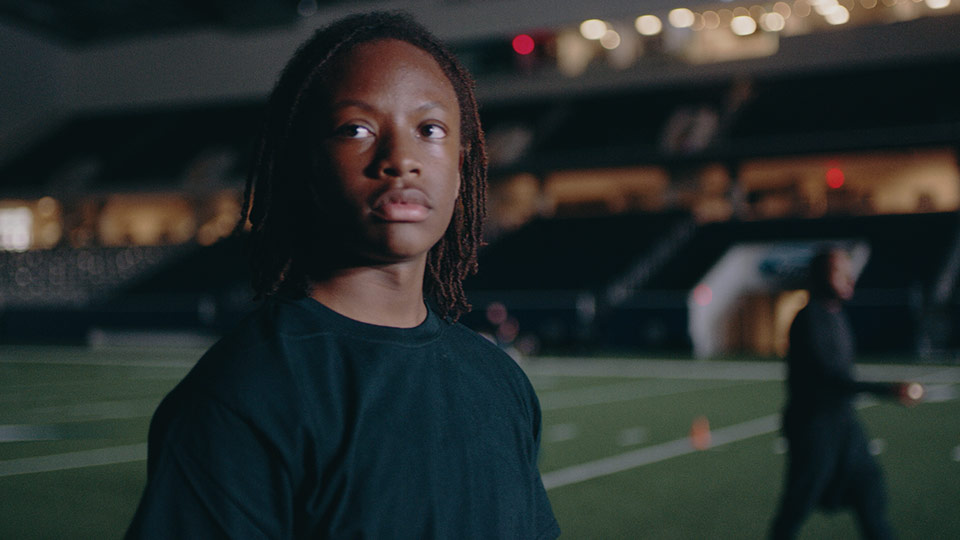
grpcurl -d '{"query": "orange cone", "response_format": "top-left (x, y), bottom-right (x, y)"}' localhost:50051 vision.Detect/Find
top-left (690, 415), bottom-right (712, 451)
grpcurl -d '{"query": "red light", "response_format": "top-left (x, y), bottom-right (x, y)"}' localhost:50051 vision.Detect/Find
top-left (826, 167), bottom-right (845, 189)
top-left (485, 302), bottom-right (508, 326)
top-left (512, 34), bottom-right (535, 55)
top-left (693, 284), bottom-right (713, 307)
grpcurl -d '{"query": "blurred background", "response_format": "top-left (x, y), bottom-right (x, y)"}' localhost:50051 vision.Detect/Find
top-left (1, 0), bottom-right (959, 538)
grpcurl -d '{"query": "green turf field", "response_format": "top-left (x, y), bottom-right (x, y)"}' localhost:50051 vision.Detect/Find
top-left (1, 346), bottom-right (958, 538)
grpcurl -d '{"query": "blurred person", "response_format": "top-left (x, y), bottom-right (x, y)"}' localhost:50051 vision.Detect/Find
top-left (769, 248), bottom-right (922, 540)
top-left (126, 12), bottom-right (559, 539)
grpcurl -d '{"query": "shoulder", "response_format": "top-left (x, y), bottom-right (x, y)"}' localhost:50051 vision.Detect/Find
top-left (186, 296), bottom-right (341, 382)
top-left (792, 299), bottom-right (831, 331)
top-left (146, 300), bottom-right (329, 470)
top-left (186, 303), bottom-right (289, 391)
top-left (442, 321), bottom-right (521, 371)
top-left (440, 321), bottom-right (539, 401)
top-left (159, 298), bottom-right (329, 429)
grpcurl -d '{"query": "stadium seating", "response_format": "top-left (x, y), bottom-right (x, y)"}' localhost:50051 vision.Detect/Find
top-left (1, 104), bottom-right (262, 193)
top-left (644, 212), bottom-right (959, 292)
top-left (0, 244), bottom-right (189, 308)
top-left (462, 210), bottom-right (694, 351)
top-left (462, 211), bottom-right (959, 354)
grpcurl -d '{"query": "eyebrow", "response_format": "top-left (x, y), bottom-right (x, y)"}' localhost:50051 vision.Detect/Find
top-left (329, 99), bottom-right (452, 113)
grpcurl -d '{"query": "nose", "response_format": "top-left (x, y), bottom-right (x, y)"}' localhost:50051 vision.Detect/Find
top-left (373, 131), bottom-right (421, 180)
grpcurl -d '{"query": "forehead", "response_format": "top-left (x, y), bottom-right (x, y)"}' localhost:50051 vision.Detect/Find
top-left (322, 38), bottom-right (457, 107)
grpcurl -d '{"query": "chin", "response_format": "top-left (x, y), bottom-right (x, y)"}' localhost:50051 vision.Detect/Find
top-left (364, 239), bottom-right (439, 264)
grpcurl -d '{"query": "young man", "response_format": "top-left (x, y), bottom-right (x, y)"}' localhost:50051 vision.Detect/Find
top-left (769, 248), bottom-right (921, 540)
top-left (126, 13), bottom-right (559, 539)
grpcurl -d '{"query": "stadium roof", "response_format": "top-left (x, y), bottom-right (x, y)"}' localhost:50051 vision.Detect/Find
top-left (0, 0), bottom-right (365, 44)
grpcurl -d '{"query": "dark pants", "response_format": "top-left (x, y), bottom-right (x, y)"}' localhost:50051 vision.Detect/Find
top-left (769, 411), bottom-right (893, 540)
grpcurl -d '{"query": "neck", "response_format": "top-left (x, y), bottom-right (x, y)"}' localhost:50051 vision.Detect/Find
top-left (306, 258), bottom-right (428, 328)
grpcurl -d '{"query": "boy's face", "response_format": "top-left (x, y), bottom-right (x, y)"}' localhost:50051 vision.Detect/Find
top-left (311, 38), bottom-right (462, 266)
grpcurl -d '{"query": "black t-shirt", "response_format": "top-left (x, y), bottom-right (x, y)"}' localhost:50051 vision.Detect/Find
top-left (785, 298), bottom-right (896, 417)
top-left (126, 296), bottom-right (560, 539)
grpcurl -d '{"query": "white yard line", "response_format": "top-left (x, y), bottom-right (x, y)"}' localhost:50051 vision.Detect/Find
top-left (922, 384), bottom-right (958, 403)
top-left (528, 357), bottom-right (960, 384)
top-left (542, 378), bottom-right (960, 491)
top-left (0, 356), bottom-right (195, 368)
top-left (0, 347), bottom-right (197, 369)
top-left (0, 398), bottom-right (161, 433)
top-left (25, 398), bottom-right (160, 421)
top-left (539, 379), bottom-right (746, 411)
top-left (542, 414), bottom-right (781, 490)
top-left (0, 425), bottom-right (62, 442)
top-left (529, 358), bottom-right (785, 381)
top-left (0, 444), bottom-right (147, 478)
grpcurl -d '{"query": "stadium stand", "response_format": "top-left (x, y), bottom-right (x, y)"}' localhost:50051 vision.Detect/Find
top-left (2, 60), bottom-right (959, 355)
top-left (0, 244), bottom-right (189, 308)
top-left (458, 211), bottom-right (960, 354)
top-left (620, 212), bottom-right (960, 354)
top-left (644, 212), bottom-right (959, 292)
top-left (467, 211), bottom-right (693, 292)
top-left (461, 211), bottom-right (693, 351)
top-left (0, 104), bottom-right (261, 195)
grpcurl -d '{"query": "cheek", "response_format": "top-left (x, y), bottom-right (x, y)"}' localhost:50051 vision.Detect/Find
top-left (316, 148), bottom-right (367, 204)
top-left (438, 171), bottom-right (461, 220)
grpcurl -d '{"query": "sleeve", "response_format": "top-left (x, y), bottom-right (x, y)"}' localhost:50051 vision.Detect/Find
top-left (529, 389), bottom-right (561, 540)
top-left (125, 391), bottom-right (297, 540)
top-left (851, 380), bottom-right (901, 398)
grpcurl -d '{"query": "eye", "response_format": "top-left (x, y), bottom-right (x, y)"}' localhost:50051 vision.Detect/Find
top-left (334, 124), bottom-right (374, 139)
top-left (419, 123), bottom-right (447, 139)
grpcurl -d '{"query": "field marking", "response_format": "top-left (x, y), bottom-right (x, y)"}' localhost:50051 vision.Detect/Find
top-left (921, 384), bottom-right (957, 403)
top-left (0, 399), bottom-right (161, 439)
top-left (22, 398), bottom-right (160, 422)
top-left (856, 366), bottom-right (960, 385)
top-left (617, 427), bottom-right (648, 447)
top-left (539, 379), bottom-right (746, 411)
top-left (541, 383), bottom-right (959, 491)
top-left (0, 356), bottom-right (195, 369)
top-left (529, 357), bottom-right (784, 381)
top-left (528, 357), bottom-right (960, 384)
top-left (0, 425), bottom-right (62, 442)
top-left (0, 347), bottom-right (197, 369)
top-left (0, 444), bottom-right (146, 478)
top-left (541, 415), bottom-right (780, 490)
top-left (545, 423), bottom-right (579, 443)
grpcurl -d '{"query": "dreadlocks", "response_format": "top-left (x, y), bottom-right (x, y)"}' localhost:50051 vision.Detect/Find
top-left (238, 11), bottom-right (487, 321)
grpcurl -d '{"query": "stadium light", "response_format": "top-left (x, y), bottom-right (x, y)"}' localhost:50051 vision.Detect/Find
top-left (774, 2), bottom-right (793, 18)
top-left (512, 34), bottom-right (535, 55)
top-left (702, 11), bottom-right (721, 29)
top-left (635, 15), bottom-right (663, 36)
top-left (694, 284), bottom-right (713, 306)
top-left (824, 5), bottom-right (850, 25)
top-left (827, 167), bottom-right (845, 188)
top-left (600, 29), bottom-right (622, 49)
top-left (760, 12), bottom-right (787, 31)
top-left (731, 15), bottom-right (758, 35)
top-left (668, 8), bottom-right (696, 28)
top-left (580, 19), bottom-right (608, 40)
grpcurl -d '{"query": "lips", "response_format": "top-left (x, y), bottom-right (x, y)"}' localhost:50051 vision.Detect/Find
top-left (370, 188), bottom-right (432, 222)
